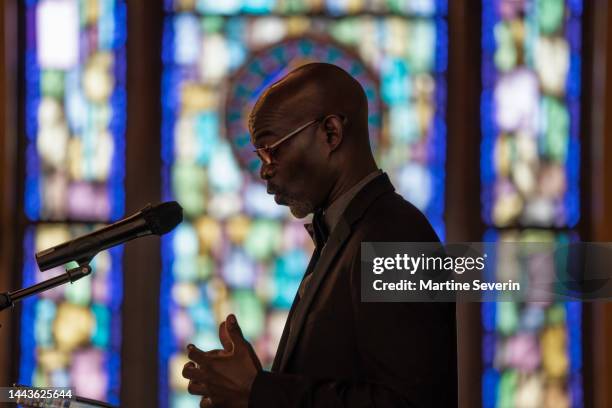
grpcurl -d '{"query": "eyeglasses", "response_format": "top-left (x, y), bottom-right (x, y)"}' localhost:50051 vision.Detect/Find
top-left (253, 119), bottom-right (320, 165)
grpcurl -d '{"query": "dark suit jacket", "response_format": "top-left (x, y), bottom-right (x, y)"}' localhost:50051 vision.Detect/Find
top-left (249, 173), bottom-right (458, 407)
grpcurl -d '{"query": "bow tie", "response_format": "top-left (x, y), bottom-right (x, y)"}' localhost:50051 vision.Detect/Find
top-left (297, 210), bottom-right (329, 300)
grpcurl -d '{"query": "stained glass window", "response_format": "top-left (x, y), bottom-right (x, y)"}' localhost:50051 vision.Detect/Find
top-left (481, 0), bottom-right (583, 406)
top-left (160, 1), bottom-right (448, 406)
top-left (20, 0), bottom-right (127, 404)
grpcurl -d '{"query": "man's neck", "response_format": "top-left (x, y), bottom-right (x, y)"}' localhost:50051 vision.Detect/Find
top-left (320, 166), bottom-right (381, 234)
top-left (325, 164), bottom-right (378, 210)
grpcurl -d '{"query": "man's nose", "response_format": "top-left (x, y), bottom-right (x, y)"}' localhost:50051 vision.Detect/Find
top-left (260, 162), bottom-right (276, 180)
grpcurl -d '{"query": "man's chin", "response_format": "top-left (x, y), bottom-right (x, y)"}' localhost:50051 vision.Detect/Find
top-left (274, 194), bottom-right (312, 218)
top-left (288, 206), bottom-right (310, 219)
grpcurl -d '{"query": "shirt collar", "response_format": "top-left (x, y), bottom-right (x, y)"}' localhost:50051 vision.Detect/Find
top-left (322, 169), bottom-right (382, 234)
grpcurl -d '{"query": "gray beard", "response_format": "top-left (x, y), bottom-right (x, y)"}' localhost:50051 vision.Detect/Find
top-left (284, 197), bottom-right (315, 219)
top-left (271, 186), bottom-right (316, 218)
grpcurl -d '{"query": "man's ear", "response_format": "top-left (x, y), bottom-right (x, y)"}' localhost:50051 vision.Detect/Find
top-left (323, 115), bottom-right (344, 153)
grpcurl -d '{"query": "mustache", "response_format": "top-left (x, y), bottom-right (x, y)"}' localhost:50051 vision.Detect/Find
top-left (266, 183), bottom-right (282, 195)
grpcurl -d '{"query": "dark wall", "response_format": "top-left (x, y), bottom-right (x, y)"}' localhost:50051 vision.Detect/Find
top-left (121, 0), bottom-right (164, 406)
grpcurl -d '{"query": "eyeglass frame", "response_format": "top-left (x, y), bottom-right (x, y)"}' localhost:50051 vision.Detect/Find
top-left (252, 115), bottom-right (347, 165)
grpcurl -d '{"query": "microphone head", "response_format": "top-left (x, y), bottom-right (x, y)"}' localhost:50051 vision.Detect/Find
top-left (143, 201), bottom-right (183, 235)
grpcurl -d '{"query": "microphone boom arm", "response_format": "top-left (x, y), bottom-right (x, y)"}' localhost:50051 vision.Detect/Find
top-left (0, 264), bottom-right (92, 312)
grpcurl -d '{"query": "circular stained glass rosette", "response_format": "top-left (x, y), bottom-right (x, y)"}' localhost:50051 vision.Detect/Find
top-left (225, 36), bottom-right (382, 176)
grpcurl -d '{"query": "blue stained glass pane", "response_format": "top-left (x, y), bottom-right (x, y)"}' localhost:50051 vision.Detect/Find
top-left (480, 231), bottom-right (583, 407)
top-left (482, 368), bottom-right (499, 408)
top-left (21, 0), bottom-right (126, 403)
top-left (481, 0), bottom-right (581, 229)
top-left (160, 7), bottom-right (448, 407)
top-left (481, 6), bottom-right (583, 406)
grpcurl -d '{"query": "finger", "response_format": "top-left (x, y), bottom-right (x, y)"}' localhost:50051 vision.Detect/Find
top-left (226, 314), bottom-right (261, 368)
top-left (224, 314), bottom-right (246, 349)
top-left (182, 364), bottom-right (209, 382)
top-left (218, 321), bottom-right (233, 353)
top-left (200, 397), bottom-right (213, 408)
top-left (187, 344), bottom-right (210, 365)
top-left (183, 361), bottom-right (197, 370)
top-left (204, 348), bottom-right (225, 357)
top-left (246, 341), bottom-right (263, 371)
top-left (187, 380), bottom-right (209, 396)
top-left (224, 314), bottom-right (263, 370)
top-left (182, 361), bottom-right (197, 380)
top-left (226, 314), bottom-right (244, 338)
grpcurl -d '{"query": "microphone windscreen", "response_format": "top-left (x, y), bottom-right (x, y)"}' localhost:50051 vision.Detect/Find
top-left (144, 201), bottom-right (183, 235)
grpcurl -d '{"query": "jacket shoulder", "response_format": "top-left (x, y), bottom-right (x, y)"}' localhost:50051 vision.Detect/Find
top-left (353, 191), bottom-right (440, 243)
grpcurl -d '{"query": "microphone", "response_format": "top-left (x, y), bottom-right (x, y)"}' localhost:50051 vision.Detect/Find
top-left (35, 201), bottom-right (183, 271)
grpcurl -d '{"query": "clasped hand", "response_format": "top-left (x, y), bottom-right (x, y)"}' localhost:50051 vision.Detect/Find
top-left (182, 314), bottom-right (262, 408)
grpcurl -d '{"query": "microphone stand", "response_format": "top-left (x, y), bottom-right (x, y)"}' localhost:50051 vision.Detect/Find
top-left (0, 264), bottom-right (92, 312)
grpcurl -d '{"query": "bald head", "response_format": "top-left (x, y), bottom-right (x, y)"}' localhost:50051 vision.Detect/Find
top-left (249, 63), bottom-right (370, 147)
top-left (248, 62), bottom-right (378, 218)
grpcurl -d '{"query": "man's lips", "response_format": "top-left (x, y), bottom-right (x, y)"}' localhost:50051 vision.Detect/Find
top-left (266, 185), bottom-right (287, 204)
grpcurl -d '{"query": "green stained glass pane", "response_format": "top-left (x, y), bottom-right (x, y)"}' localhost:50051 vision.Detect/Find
top-left (232, 290), bottom-right (265, 339)
top-left (202, 16), bottom-right (224, 33)
top-left (407, 20), bottom-right (436, 72)
top-left (33, 368), bottom-right (48, 387)
top-left (387, 0), bottom-right (405, 13)
top-left (497, 370), bottom-right (518, 407)
top-left (329, 19), bottom-right (359, 45)
top-left (494, 22), bottom-right (517, 71)
top-left (537, 0), bottom-right (565, 34)
top-left (547, 304), bottom-right (566, 325)
top-left (197, 255), bottom-right (214, 280)
top-left (173, 256), bottom-right (199, 281)
top-left (496, 302), bottom-right (519, 335)
top-left (173, 162), bottom-right (207, 217)
top-left (244, 219), bottom-right (281, 260)
top-left (41, 70), bottom-right (65, 98)
top-left (541, 97), bottom-right (569, 162)
top-left (278, 0), bottom-right (308, 13)
top-left (65, 273), bottom-right (92, 305)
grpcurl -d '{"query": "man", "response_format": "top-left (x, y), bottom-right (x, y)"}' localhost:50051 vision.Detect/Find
top-left (182, 63), bottom-right (458, 407)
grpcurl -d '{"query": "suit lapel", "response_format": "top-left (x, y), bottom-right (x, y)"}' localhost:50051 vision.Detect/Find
top-left (271, 241), bottom-right (320, 371)
top-left (279, 219), bottom-right (351, 371)
top-left (270, 295), bottom-right (296, 371)
top-left (278, 173), bottom-right (395, 372)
